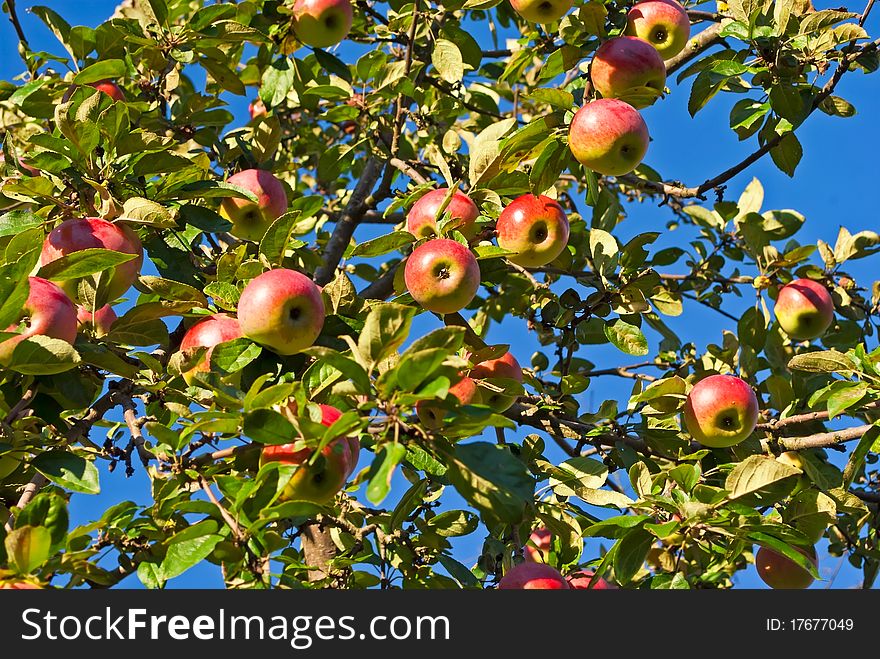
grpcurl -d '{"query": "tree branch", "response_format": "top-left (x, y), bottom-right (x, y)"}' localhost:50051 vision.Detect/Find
top-left (770, 424), bottom-right (874, 451)
top-left (664, 22), bottom-right (725, 75)
top-left (3, 0), bottom-right (31, 71)
top-left (199, 476), bottom-right (244, 541)
top-left (4, 474), bottom-right (48, 532)
top-left (758, 402), bottom-right (880, 432)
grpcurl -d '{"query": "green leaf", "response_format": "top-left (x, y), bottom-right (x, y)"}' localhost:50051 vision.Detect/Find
top-left (613, 528), bottom-right (653, 584)
top-left (525, 88), bottom-right (574, 109)
top-left (788, 350), bottom-right (855, 373)
top-left (351, 231), bottom-right (415, 257)
top-left (426, 510), bottom-right (479, 537)
top-left (842, 424), bottom-right (880, 488)
top-left (432, 39), bottom-right (465, 83)
top-left (172, 180), bottom-right (259, 202)
top-left (38, 248), bottom-right (138, 281)
top-left (261, 57), bottom-right (294, 107)
top-left (576, 487), bottom-right (636, 509)
top-left (583, 514), bottom-right (651, 538)
top-left (300, 347), bottom-right (372, 394)
top-left (826, 382), bottom-right (868, 419)
top-left (770, 133), bottom-right (802, 177)
top-left (358, 302), bottom-right (416, 365)
top-left (73, 59), bottom-right (127, 85)
top-left (725, 455), bottom-right (800, 500)
top-left (137, 275), bottom-right (206, 304)
top-left (818, 95), bottom-right (856, 118)
top-left (32, 450), bottom-right (100, 494)
top-left (747, 532), bottom-right (820, 580)
top-left (366, 442), bottom-right (407, 505)
top-left (243, 409), bottom-right (295, 445)
top-left (210, 338), bottom-right (262, 374)
top-left (122, 197), bottom-right (176, 228)
top-left (0, 210), bottom-right (44, 238)
top-left (4, 526), bottom-right (52, 574)
top-left (604, 319), bottom-right (649, 356)
top-left (549, 457), bottom-right (608, 495)
top-left (688, 71), bottom-right (728, 117)
top-left (259, 211), bottom-right (305, 265)
top-left (200, 56), bottom-right (246, 95)
top-left (8, 336), bottom-right (81, 375)
top-left (160, 533), bottom-right (224, 581)
top-left (529, 138), bottom-right (566, 195)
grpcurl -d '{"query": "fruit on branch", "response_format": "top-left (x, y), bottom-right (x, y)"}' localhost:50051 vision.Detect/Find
top-left (406, 188), bottom-right (480, 239)
top-left (179, 314), bottom-right (244, 385)
top-left (682, 374), bottom-right (759, 448)
top-left (470, 350), bottom-right (524, 412)
top-left (249, 98), bottom-right (268, 120)
top-left (40, 217), bottom-right (144, 303)
top-left (496, 194), bottom-right (570, 267)
top-left (220, 169), bottom-right (288, 241)
top-left (416, 375), bottom-right (478, 429)
top-left (260, 403), bottom-right (360, 504)
top-left (238, 269), bottom-right (325, 355)
top-left (76, 304), bottom-right (117, 337)
top-left (625, 0), bottom-right (692, 60)
top-left (498, 562), bottom-right (569, 589)
top-left (755, 546), bottom-right (817, 589)
top-left (524, 527), bottom-right (552, 562)
top-left (0, 277), bottom-right (78, 365)
top-left (590, 36), bottom-right (667, 108)
top-left (774, 278), bottom-right (834, 341)
top-left (568, 99), bottom-right (649, 176)
top-left (567, 570), bottom-right (617, 589)
top-left (291, 0), bottom-right (354, 49)
top-left (509, 0), bottom-right (575, 24)
top-left (404, 238), bottom-right (481, 314)
top-left (89, 79), bottom-right (125, 102)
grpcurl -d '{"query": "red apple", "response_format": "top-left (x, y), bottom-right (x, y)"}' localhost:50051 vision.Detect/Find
top-left (470, 351), bottom-right (523, 412)
top-left (567, 570), bottom-right (617, 589)
top-left (496, 194), bottom-right (570, 268)
top-left (404, 239), bottom-right (481, 315)
top-left (775, 278), bottom-right (834, 341)
top-left (755, 546), bottom-right (817, 589)
top-left (568, 99), bottom-right (649, 176)
top-left (220, 169), bottom-right (288, 241)
top-left (238, 269), bottom-right (325, 355)
top-left (0, 277), bottom-right (78, 365)
top-left (291, 0), bottom-right (354, 49)
top-left (406, 188), bottom-right (480, 240)
top-left (0, 581), bottom-right (41, 589)
top-left (179, 314), bottom-right (244, 385)
top-left (40, 217), bottom-right (144, 303)
top-left (89, 79), bottom-right (125, 102)
top-left (590, 36), bottom-right (667, 108)
top-left (509, 0), bottom-right (575, 24)
top-left (498, 562), bottom-right (569, 589)
top-left (76, 304), bottom-right (117, 337)
top-left (249, 98), bottom-right (268, 120)
top-left (260, 403), bottom-right (360, 503)
top-left (682, 374), bottom-right (759, 448)
top-left (524, 527), bottom-right (552, 563)
top-left (625, 0), bottom-right (692, 60)
top-left (416, 375), bottom-right (479, 429)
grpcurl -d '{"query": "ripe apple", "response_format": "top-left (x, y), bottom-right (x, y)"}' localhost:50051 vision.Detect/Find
top-left (774, 278), bottom-right (834, 341)
top-left (404, 238), bottom-right (481, 315)
top-left (625, 0), bottom-right (692, 60)
top-left (76, 304), bottom-right (118, 337)
top-left (220, 169), bottom-right (288, 241)
top-left (260, 403), bottom-right (359, 504)
top-left (498, 562), bottom-right (569, 589)
top-left (568, 98), bottom-right (649, 176)
top-left (249, 98), bottom-right (268, 120)
top-left (291, 0), bottom-right (354, 49)
top-left (89, 79), bottom-right (125, 102)
top-left (590, 36), bottom-right (667, 108)
top-left (496, 194), bottom-right (570, 267)
top-left (406, 188), bottom-right (480, 240)
top-left (470, 351), bottom-right (523, 412)
top-left (179, 314), bottom-right (243, 385)
top-left (524, 527), bottom-right (552, 563)
top-left (0, 277), bottom-right (78, 365)
top-left (755, 546), bottom-right (817, 589)
top-left (416, 375), bottom-right (478, 429)
top-left (509, 0), bottom-right (575, 24)
top-left (567, 570), bottom-right (617, 589)
top-left (238, 269), bottom-right (325, 355)
top-left (682, 374), bottom-right (759, 448)
top-left (40, 217), bottom-right (144, 303)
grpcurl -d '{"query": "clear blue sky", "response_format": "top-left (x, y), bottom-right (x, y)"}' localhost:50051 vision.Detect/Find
top-left (2, 1), bottom-right (877, 588)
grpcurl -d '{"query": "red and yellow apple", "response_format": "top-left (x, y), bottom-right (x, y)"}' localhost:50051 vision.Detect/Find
top-left (89, 79), bottom-right (125, 102)
top-left (568, 99), bottom-right (649, 176)
top-left (416, 375), bottom-right (479, 429)
top-left (406, 188), bottom-right (480, 240)
top-left (498, 562), bottom-right (569, 589)
top-left (238, 269), bottom-right (325, 355)
top-left (76, 304), bottom-right (117, 337)
top-left (496, 194), bottom-right (570, 267)
top-left (775, 278), bottom-right (834, 341)
top-left (625, 0), bottom-right (692, 60)
top-left (220, 169), bottom-right (288, 241)
top-left (249, 99), bottom-right (268, 120)
top-left (524, 527), bottom-right (552, 563)
top-left (509, 0), bottom-right (575, 24)
top-left (590, 36), bottom-right (667, 108)
top-left (291, 0), bottom-right (354, 49)
top-left (40, 217), bottom-right (143, 303)
top-left (755, 546), bottom-right (817, 589)
top-left (567, 570), bottom-right (617, 589)
top-left (682, 374), bottom-right (759, 448)
top-left (470, 351), bottom-right (523, 412)
top-left (260, 403), bottom-right (360, 504)
top-left (404, 239), bottom-right (481, 315)
top-left (179, 314), bottom-right (244, 385)
top-left (0, 277), bottom-right (78, 365)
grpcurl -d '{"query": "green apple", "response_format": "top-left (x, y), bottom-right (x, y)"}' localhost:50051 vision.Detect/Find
top-left (682, 374), bottom-right (759, 448)
top-left (568, 98), bottom-right (650, 176)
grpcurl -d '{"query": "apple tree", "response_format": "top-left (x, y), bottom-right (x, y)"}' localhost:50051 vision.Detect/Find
top-left (1, 0), bottom-right (879, 590)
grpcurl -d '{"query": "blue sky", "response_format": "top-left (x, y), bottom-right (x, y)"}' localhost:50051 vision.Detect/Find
top-left (2, 1), bottom-right (878, 588)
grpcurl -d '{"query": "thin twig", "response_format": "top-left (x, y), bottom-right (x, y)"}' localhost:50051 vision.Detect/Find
top-left (4, 474), bottom-right (48, 532)
top-left (199, 476), bottom-right (245, 541)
